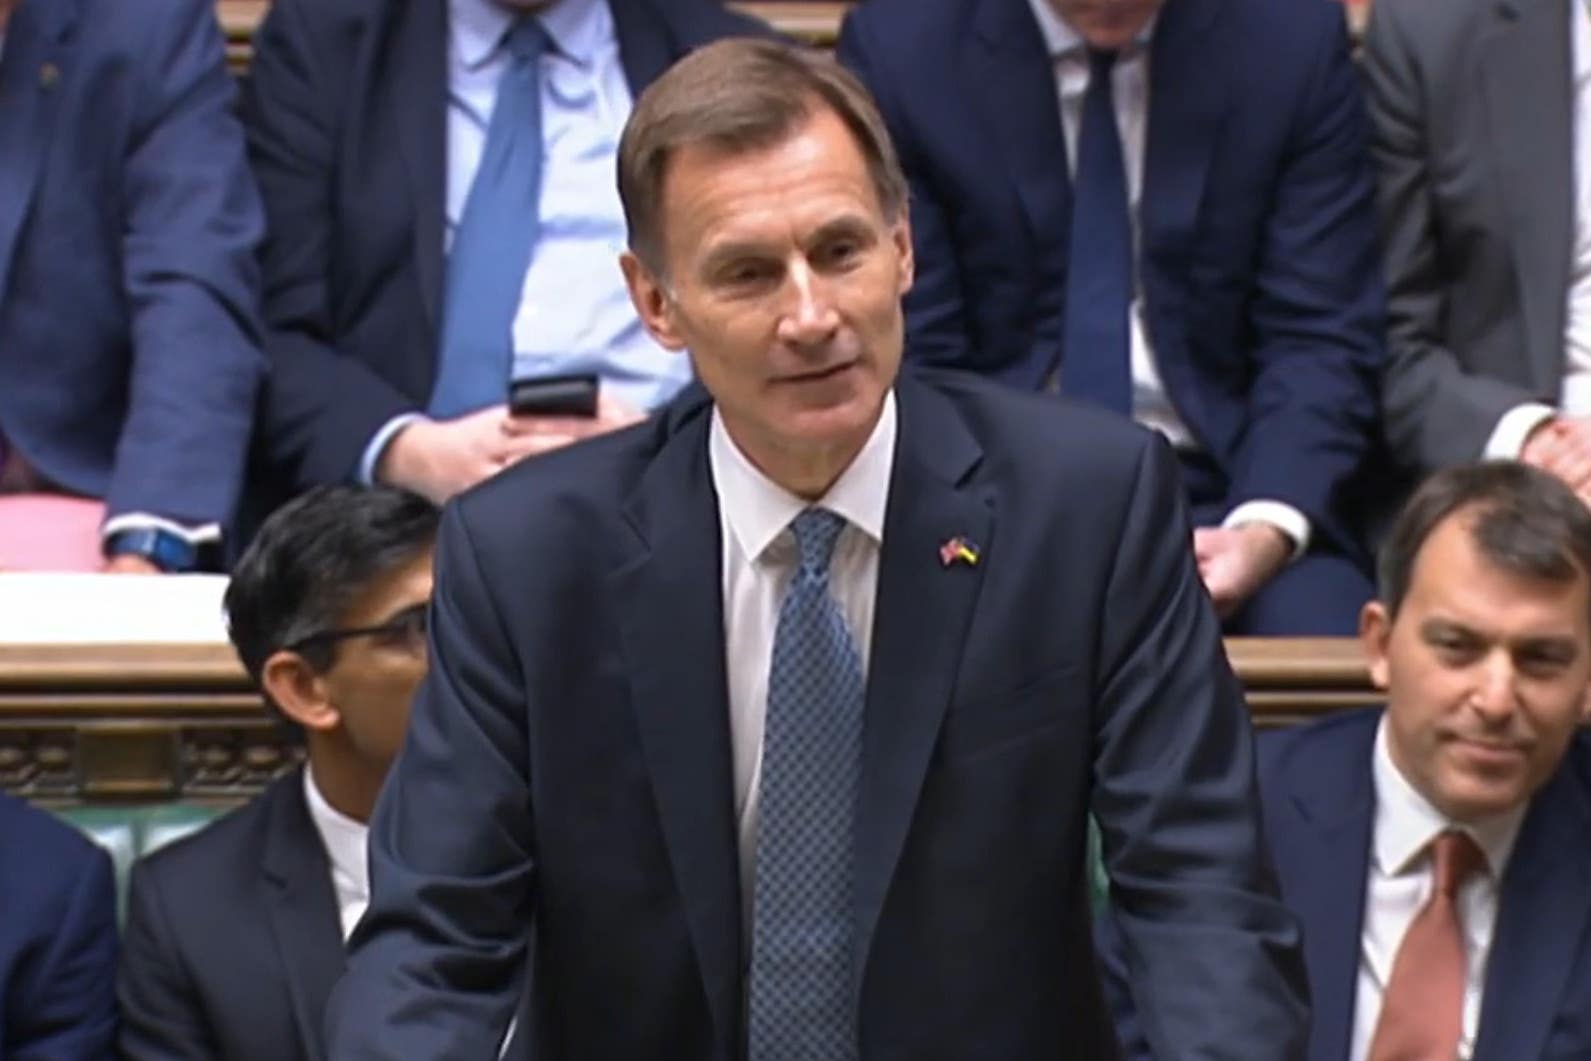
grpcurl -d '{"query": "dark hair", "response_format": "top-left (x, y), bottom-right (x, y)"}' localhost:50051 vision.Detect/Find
top-left (1378, 461), bottom-right (1591, 618)
top-left (225, 485), bottom-right (439, 688)
top-left (617, 37), bottom-right (908, 276)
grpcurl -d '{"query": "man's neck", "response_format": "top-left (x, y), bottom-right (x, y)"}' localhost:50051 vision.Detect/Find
top-left (306, 744), bottom-right (384, 824)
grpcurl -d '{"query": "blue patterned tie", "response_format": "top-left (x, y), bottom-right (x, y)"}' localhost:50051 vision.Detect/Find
top-left (429, 18), bottom-right (550, 419)
top-left (748, 508), bottom-right (863, 1061)
top-left (1061, 49), bottom-right (1133, 413)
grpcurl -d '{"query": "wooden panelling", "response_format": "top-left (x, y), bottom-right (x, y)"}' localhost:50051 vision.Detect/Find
top-left (0, 638), bottom-right (1374, 801)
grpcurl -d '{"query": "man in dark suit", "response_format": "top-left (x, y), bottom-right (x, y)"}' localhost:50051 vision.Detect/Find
top-left (1102, 460), bottom-right (1591, 1060)
top-left (0, 791), bottom-right (117, 1056)
top-left (0, 0), bottom-right (264, 571)
top-left (241, 0), bottom-right (770, 519)
top-left (327, 39), bottom-right (1306, 1059)
top-left (117, 485), bottom-right (438, 1061)
top-left (1364, 0), bottom-right (1591, 508)
top-left (837, 0), bottom-right (1385, 635)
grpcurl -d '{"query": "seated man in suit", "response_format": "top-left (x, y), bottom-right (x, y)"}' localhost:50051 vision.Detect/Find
top-left (0, 0), bottom-right (263, 572)
top-left (1365, 0), bottom-right (1591, 509)
top-left (326, 38), bottom-right (1307, 1059)
top-left (0, 791), bottom-right (117, 1056)
top-left (837, 0), bottom-right (1385, 635)
top-left (116, 485), bottom-right (439, 1061)
top-left (1102, 459), bottom-right (1591, 1060)
top-left (241, 0), bottom-right (771, 515)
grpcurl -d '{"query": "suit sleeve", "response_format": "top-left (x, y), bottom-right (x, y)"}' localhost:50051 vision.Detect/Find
top-left (836, 14), bottom-right (973, 367)
top-left (1362, 0), bottom-right (1542, 473)
top-left (1231, 11), bottom-right (1383, 540)
top-left (327, 501), bottom-right (534, 1059)
top-left (243, 0), bottom-right (425, 488)
top-left (1091, 434), bottom-right (1309, 1060)
top-left (7, 844), bottom-right (118, 1060)
top-left (108, 0), bottom-right (265, 525)
top-left (116, 860), bottom-right (220, 1061)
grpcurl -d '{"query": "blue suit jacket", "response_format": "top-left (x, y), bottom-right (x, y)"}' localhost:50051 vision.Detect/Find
top-left (240, 0), bottom-right (771, 500)
top-left (0, 793), bottom-right (117, 1058)
top-left (1101, 707), bottom-right (1591, 1060)
top-left (838, 0), bottom-right (1385, 551)
top-left (0, 0), bottom-right (264, 525)
top-left (327, 368), bottom-right (1307, 1059)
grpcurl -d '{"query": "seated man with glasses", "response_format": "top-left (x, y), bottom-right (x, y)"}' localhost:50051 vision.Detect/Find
top-left (116, 484), bottom-right (438, 1061)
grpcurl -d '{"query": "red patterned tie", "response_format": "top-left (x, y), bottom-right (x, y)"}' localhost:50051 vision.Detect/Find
top-left (1368, 829), bottom-right (1487, 1061)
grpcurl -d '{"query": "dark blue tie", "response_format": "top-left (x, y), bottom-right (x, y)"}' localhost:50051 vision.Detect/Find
top-left (747, 508), bottom-right (862, 1061)
top-left (429, 18), bottom-right (550, 419)
top-left (1061, 49), bottom-right (1133, 414)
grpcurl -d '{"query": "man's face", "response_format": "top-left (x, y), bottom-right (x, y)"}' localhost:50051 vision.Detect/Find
top-left (1363, 513), bottom-right (1591, 822)
top-left (319, 549), bottom-right (434, 774)
top-left (623, 105), bottom-right (913, 488)
top-left (1046, 0), bottom-right (1163, 51)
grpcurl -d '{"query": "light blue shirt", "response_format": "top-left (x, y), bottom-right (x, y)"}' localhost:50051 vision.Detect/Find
top-left (360, 0), bottom-right (686, 483)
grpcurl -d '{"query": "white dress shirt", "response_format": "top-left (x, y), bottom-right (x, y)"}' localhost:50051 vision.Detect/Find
top-left (1023, 0), bottom-right (1309, 552)
top-left (1484, 0), bottom-right (1591, 455)
top-left (1350, 718), bottom-right (1526, 1061)
top-left (709, 393), bottom-right (895, 925)
top-left (303, 766), bottom-right (371, 941)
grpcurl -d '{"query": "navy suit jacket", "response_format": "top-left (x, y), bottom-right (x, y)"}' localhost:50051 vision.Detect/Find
top-left (837, 0), bottom-right (1384, 551)
top-left (1101, 708), bottom-right (1591, 1060)
top-left (327, 368), bottom-right (1307, 1059)
top-left (117, 768), bottom-right (345, 1061)
top-left (240, 0), bottom-right (770, 498)
top-left (0, 792), bottom-right (117, 1058)
top-left (0, 0), bottom-right (264, 525)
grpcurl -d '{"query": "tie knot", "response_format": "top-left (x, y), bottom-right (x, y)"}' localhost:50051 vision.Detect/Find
top-left (789, 508), bottom-right (847, 578)
top-left (504, 17), bottom-right (550, 64)
top-left (1429, 829), bottom-right (1486, 898)
top-left (1088, 48), bottom-right (1119, 79)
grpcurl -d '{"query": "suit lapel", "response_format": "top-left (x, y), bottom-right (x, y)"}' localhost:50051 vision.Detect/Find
top-left (1283, 715), bottom-right (1377, 1061)
top-left (613, 0), bottom-right (677, 97)
top-left (0, 0), bottom-right (73, 307)
top-left (611, 398), bottom-right (741, 1050)
top-left (852, 373), bottom-right (994, 992)
top-left (262, 768), bottom-right (346, 1061)
top-left (1473, 747), bottom-right (1591, 1060)
top-left (396, 0), bottom-right (448, 332)
top-left (967, 0), bottom-right (1070, 267)
top-left (1482, 0), bottom-right (1574, 392)
top-left (1140, 0), bottom-right (1226, 264)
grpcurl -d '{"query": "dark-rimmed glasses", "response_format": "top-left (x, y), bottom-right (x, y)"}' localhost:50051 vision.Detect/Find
top-left (284, 603), bottom-right (429, 656)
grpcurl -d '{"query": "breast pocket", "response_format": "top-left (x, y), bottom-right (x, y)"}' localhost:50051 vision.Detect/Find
top-left (937, 662), bottom-right (1085, 764)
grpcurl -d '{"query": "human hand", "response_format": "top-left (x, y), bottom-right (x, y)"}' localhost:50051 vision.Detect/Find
top-left (376, 405), bottom-right (553, 503)
top-left (1521, 417), bottom-right (1591, 499)
top-left (502, 392), bottom-right (646, 454)
top-left (102, 554), bottom-right (163, 575)
top-left (1193, 523), bottom-right (1292, 619)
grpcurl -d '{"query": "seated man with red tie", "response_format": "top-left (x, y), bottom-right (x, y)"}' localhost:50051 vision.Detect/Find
top-left (1100, 460), bottom-right (1591, 1060)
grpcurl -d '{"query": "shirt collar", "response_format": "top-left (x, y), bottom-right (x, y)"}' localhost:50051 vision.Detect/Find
top-left (303, 765), bottom-right (370, 904)
top-left (709, 391), bottom-right (897, 566)
top-left (449, 0), bottom-right (608, 72)
top-left (1024, 0), bottom-right (1156, 60)
top-left (1371, 714), bottom-right (1527, 882)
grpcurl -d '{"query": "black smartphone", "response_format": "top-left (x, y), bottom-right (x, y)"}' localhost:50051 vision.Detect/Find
top-left (508, 373), bottom-right (599, 418)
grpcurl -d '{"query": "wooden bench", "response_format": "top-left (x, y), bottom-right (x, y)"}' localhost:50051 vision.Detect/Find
top-left (0, 638), bottom-right (1375, 803)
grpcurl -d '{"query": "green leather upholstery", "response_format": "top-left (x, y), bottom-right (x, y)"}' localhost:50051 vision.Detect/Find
top-left (54, 803), bottom-right (231, 920)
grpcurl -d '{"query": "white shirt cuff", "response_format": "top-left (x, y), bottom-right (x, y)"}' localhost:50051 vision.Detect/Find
top-left (1483, 403), bottom-right (1557, 460)
top-left (359, 413), bottom-right (426, 486)
top-left (1222, 500), bottom-right (1311, 561)
top-left (100, 514), bottom-right (221, 545)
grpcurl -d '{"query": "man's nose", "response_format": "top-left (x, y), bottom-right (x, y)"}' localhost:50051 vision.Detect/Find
top-left (1468, 651), bottom-right (1519, 723)
top-left (777, 261), bottom-right (840, 345)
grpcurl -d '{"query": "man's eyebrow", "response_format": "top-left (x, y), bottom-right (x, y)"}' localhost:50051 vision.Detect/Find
top-left (373, 600), bottom-right (428, 627)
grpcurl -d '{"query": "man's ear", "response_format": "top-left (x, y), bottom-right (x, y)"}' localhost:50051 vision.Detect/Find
top-left (1360, 600), bottom-right (1393, 692)
top-left (260, 650), bottom-right (341, 733)
top-left (620, 251), bottom-right (687, 351)
top-left (891, 207), bottom-right (914, 297)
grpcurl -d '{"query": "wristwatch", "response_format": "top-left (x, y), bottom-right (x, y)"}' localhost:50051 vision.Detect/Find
top-left (103, 527), bottom-right (200, 572)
